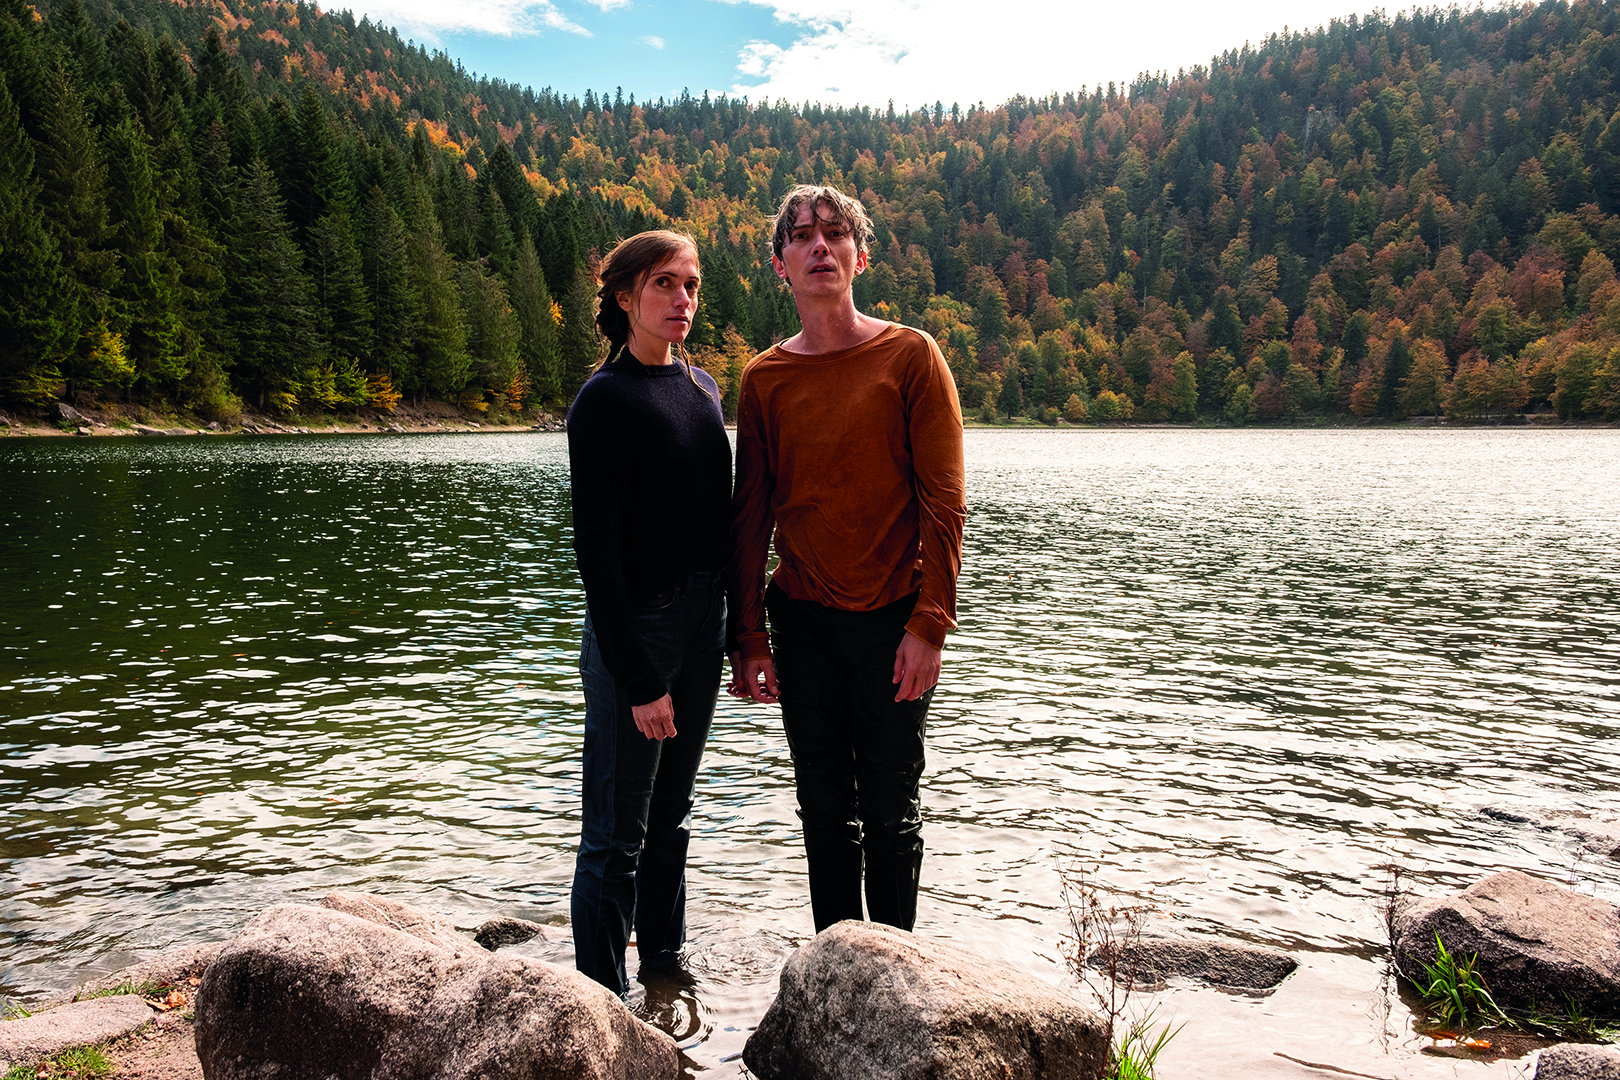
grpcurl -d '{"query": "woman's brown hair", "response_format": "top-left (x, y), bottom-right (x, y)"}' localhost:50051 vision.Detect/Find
top-left (592, 231), bottom-right (707, 395)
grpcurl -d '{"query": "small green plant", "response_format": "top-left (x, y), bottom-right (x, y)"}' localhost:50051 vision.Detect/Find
top-left (1, 997), bottom-right (31, 1020)
top-left (1526, 993), bottom-right (1620, 1041)
top-left (76, 980), bottom-right (163, 1001)
top-left (1416, 932), bottom-right (1508, 1033)
top-left (4, 1043), bottom-right (111, 1079)
top-left (1111, 1007), bottom-right (1184, 1080)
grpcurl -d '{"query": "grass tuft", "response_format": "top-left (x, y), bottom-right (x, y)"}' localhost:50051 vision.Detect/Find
top-left (3, 1044), bottom-right (111, 1079)
top-left (1111, 1007), bottom-right (1184, 1080)
top-left (75, 980), bottom-right (164, 1002)
top-left (1416, 932), bottom-right (1508, 1034)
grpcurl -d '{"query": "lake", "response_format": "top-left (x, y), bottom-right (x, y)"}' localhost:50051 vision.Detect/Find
top-left (2, 427), bottom-right (1618, 1077)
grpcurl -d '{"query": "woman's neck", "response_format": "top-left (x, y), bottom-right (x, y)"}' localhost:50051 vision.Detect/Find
top-left (625, 334), bottom-right (674, 366)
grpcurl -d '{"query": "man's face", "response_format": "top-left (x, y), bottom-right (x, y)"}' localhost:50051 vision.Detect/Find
top-left (773, 202), bottom-right (868, 296)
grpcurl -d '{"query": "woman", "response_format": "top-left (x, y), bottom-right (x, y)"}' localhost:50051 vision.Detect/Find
top-left (565, 231), bottom-right (732, 999)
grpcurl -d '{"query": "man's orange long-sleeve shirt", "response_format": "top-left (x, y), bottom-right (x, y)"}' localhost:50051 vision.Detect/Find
top-left (729, 323), bottom-right (966, 660)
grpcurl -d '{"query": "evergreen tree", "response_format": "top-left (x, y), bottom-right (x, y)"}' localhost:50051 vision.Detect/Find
top-left (405, 182), bottom-right (469, 402)
top-left (361, 185), bottom-right (417, 385)
top-left (227, 158), bottom-right (322, 409)
top-left (474, 179), bottom-right (516, 278)
top-left (510, 233), bottom-right (562, 404)
top-left (1378, 332), bottom-right (1413, 418)
top-left (0, 77), bottom-right (70, 403)
top-left (307, 210), bottom-right (373, 365)
top-left (37, 65), bottom-right (127, 400)
top-left (104, 115), bottom-right (189, 395)
top-left (558, 260), bottom-right (601, 399)
top-left (284, 83), bottom-right (351, 246)
top-left (458, 259), bottom-right (520, 400)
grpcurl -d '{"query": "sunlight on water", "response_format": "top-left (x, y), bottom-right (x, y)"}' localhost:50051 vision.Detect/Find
top-left (2, 428), bottom-right (1618, 1077)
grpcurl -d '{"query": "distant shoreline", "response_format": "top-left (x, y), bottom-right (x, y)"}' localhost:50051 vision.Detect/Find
top-left (1, 405), bottom-right (1611, 438)
top-left (0, 401), bottom-right (564, 439)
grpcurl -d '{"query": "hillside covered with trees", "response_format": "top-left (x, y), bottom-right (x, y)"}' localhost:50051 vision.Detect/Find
top-left (3, 0), bottom-right (1619, 423)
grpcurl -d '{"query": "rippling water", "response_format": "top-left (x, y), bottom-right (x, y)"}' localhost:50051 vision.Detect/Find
top-left (3, 428), bottom-right (1618, 1077)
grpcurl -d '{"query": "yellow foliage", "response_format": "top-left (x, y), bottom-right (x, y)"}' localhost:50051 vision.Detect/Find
top-left (365, 371), bottom-right (402, 413)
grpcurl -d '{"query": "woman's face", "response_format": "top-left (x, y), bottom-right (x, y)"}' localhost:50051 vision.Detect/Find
top-left (619, 248), bottom-right (701, 356)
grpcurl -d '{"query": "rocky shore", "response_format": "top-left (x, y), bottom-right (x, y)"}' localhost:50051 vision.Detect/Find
top-left (5, 871), bottom-right (1618, 1080)
top-left (0, 401), bottom-right (565, 439)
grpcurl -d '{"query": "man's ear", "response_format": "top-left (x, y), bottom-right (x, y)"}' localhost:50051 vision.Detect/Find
top-left (854, 249), bottom-right (869, 276)
top-left (773, 254), bottom-right (791, 286)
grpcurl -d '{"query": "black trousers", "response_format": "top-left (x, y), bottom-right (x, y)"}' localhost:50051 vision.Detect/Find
top-left (767, 583), bottom-right (931, 933)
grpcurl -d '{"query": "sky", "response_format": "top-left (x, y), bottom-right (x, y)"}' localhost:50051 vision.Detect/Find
top-left (341, 0), bottom-right (1414, 112)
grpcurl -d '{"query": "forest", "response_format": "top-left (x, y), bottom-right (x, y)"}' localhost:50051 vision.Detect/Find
top-left (2, 0), bottom-right (1620, 424)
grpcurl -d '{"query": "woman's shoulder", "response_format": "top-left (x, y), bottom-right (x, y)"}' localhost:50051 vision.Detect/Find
top-left (685, 361), bottom-right (721, 394)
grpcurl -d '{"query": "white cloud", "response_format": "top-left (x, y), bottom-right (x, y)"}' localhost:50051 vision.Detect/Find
top-left (724, 0), bottom-right (1394, 110)
top-left (639, 33), bottom-right (667, 49)
top-left (583, 0), bottom-right (633, 10)
top-left (350, 0), bottom-right (588, 41)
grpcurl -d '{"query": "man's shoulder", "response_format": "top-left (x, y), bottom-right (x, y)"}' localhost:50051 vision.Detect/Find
top-left (881, 323), bottom-right (942, 358)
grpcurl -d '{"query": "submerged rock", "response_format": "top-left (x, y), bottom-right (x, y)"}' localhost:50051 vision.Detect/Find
top-left (1481, 805), bottom-right (1620, 861)
top-left (1391, 870), bottom-right (1620, 1016)
top-left (1089, 934), bottom-right (1297, 993)
top-left (196, 894), bottom-right (677, 1080)
top-left (474, 916), bottom-right (563, 951)
top-left (743, 921), bottom-right (1108, 1080)
top-left (1536, 1044), bottom-right (1620, 1079)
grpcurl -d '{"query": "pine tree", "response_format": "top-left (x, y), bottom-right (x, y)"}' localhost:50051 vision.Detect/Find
top-left (0, 77), bottom-right (70, 404)
top-left (458, 259), bottom-right (520, 402)
top-left (284, 83), bottom-right (352, 246)
top-left (361, 185), bottom-right (418, 386)
top-left (104, 115), bottom-right (189, 395)
top-left (474, 180), bottom-right (516, 278)
top-left (559, 260), bottom-right (601, 400)
top-left (510, 233), bottom-right (562, 404)
top-left (227, 159), bottom-right (323, 409)
top-left (37, 65), bottom-right (128, 400)
top-left (307, 210), bottom-right (373, 367)
top-left (405, 181), bottom-right (469, 402)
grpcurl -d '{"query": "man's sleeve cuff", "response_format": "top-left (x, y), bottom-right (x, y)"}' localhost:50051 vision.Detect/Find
top-left (904, 613), bottom-right (952, 651)
top-left (737, 631), bottom-right (771, 661)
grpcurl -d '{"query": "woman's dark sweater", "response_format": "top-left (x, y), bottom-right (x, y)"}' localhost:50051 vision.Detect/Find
top-left (566, 352), bottom-right (732, 705)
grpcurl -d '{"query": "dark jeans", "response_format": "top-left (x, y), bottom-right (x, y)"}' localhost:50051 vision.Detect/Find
top-left (767, 583), bottom-right (931, 933)
top-left (572, 570), bottom-right (724, 998)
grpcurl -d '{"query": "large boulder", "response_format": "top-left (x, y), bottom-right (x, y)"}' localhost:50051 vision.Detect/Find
top-left (1391, 871), bottom-right (1620, 1016)
top-left (743, 921), bottom-right (1108, 1080)
top-left (195, 895), bottom-right (677, 1080)
top-left (1537, 1044), bottom-right (1620, 1079)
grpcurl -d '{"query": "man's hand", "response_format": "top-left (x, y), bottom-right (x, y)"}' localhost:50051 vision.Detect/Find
top-left (732, 653), bottom-right (780, 704)
top-left (892, 632), bottom-right (941, 702)
top-left (632, 694), bottom-right (677, 740)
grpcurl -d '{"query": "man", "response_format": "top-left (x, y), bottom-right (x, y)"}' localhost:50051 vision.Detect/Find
top-left (729, 184), bottom-right (966, 933)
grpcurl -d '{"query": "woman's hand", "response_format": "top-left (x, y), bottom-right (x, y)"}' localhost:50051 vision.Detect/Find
top-left (632, 694), bottom-right (677, 740)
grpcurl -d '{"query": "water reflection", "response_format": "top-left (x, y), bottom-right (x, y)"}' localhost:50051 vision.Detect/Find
top-left (2, 429), bottom-right (1618, 1077)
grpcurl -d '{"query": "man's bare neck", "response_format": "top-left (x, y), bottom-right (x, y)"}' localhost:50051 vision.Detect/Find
top-left (783, 301), bottom-right (889, 356)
